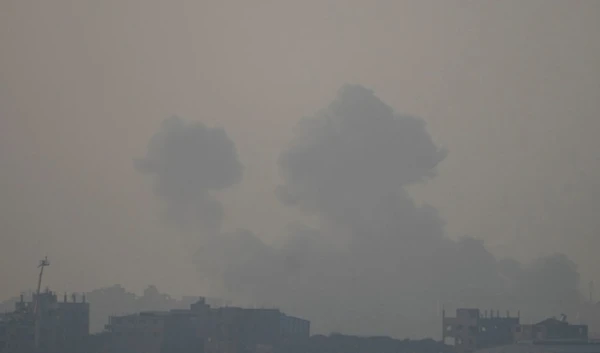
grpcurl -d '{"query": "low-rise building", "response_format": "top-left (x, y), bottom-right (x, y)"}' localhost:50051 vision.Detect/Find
top-left (513, 316), bottom-right (588, 342)
top-left (443, 309), bottom-right (592, 353)
top-left (105, 298), bottom-right (310, 353)
top-left (443, 309), bottom-right (520, 353)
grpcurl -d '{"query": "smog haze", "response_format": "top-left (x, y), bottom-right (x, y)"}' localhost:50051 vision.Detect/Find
top-left (1, 0), bottom-right (599, 338)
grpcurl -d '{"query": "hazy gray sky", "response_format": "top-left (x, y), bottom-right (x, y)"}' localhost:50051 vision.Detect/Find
top-left (1, 0), bottom-right (599, 319)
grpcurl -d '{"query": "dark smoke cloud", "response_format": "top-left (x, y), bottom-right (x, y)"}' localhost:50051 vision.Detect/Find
top-left (201, 85), bottom-right (581, 337)
top-left (135, 87), bottom-right (582, 338)
top-left (134, 116), bottom-right (243, 230)
top-left (277, 85), bottom-right (447, 230)
top-left (273, 85), bottom-right (457, 304)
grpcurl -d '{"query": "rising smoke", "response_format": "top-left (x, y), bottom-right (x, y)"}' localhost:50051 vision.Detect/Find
top-left (134, 116), bottom-right (243, 231)
top-left (137, 86), bottom-right (582, 338)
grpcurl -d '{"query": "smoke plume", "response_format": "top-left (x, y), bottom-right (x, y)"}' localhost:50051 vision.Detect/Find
top-left (134, 116), bottom-right (243, 231)
top-left (277, 84), bottom-right (447, 228)
top-left (210, 85), bottom-right (580, 337)
top-left (136, 86), bottom-right (582, 338)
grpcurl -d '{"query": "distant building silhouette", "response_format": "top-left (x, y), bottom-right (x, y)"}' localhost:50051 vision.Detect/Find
top-left (513, 316), bottom-right (588, 342)
top-left (442, 308), bottom-right (521, 353)
top-left (443, 308), bottom-right (592, 353)
top-left (104, 297), bottom-right (310, 353)
top-left (0, 289), bottom-right (89, 353)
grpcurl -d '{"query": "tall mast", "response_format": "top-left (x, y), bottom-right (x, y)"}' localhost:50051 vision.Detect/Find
top-left (33, 256), bottom-right (49, 352)
top-left (34, 256), bottom-right (50, 315)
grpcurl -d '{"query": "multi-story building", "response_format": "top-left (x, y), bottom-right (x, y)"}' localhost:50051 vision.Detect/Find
top-left (106, 298), bottom-right (213, 353)
top-left (0, 299), bottom-right (35, 353)
top-left (0, 290), bottom-right (89, 353)
top-left (206, 307), bottom-right (310, 353)
top-left (106, 311), bottom-right (169, 353)
top-left (443, 309), bottom-right (592, 353)
top-left (106, 298), bottom-right (310, 353)
top-left (442, 309), bottom-right (520, 353)
top-left (57, 293), bottom-right (91, 353)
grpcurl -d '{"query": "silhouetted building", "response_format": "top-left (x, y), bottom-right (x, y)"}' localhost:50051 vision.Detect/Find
top-left (443, 309), bottom-right (520, 353)
top-left (0, 290), bottom-right (89, 353)
top-left (85, 332), bottom-right (112, 353)
top-left (56, 293), bottom-right (91, 353)
top-left (105, 311), bottom-right (169, 353)
top-left (207, 307), bottom-right (310, 353)
top-left (513, 315), bottom-right (588, 342)
top-left (0, 306), bottom-right (35, 353)
top-left (105, 298), bottom-right (309, 353)
top-left (443, 309), bottom-right (593, 353)
top-left (162, 299), bottom-right (212, 353)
